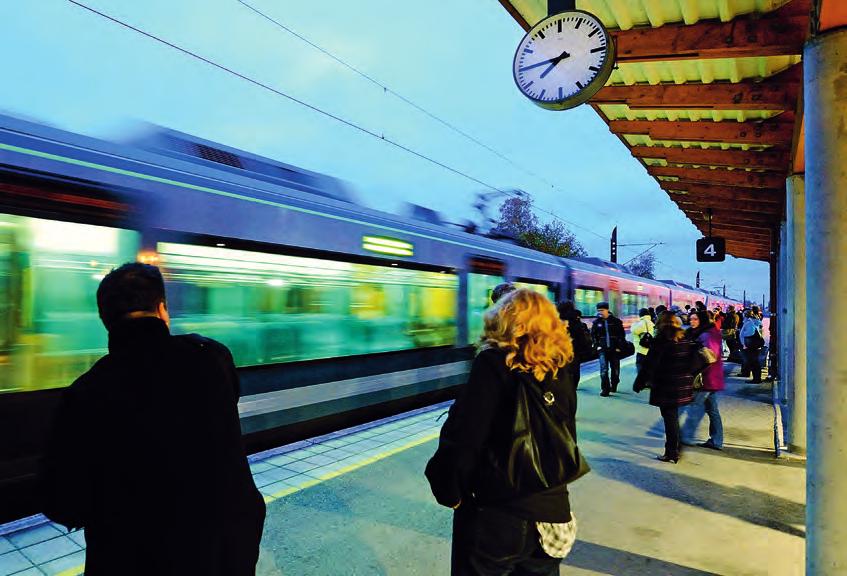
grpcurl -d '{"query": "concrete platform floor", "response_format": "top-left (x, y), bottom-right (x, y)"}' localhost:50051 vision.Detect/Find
top-left (256, 362), bottom-right (805, 576)
top-left (0, 360), bottom-right (805, 575)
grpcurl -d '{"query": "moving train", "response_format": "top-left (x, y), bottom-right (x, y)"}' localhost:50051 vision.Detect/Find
top-left (0, 114), bottom-right (741, 520)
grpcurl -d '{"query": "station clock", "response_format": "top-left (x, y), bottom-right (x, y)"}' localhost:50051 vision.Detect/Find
top-left (513, 10), bottom-right (615, 110)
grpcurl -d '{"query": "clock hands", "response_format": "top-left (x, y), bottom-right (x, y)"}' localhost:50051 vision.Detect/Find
top-left (518, 49), bottom-right (571, 75)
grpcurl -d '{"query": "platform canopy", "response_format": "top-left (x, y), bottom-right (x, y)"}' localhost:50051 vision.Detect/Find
top-left (497, 0), bottom-right (844, 261)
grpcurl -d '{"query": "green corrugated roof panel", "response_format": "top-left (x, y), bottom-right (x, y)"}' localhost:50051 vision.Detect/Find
top-left (504, 0), bottom-right (789, 30)
top-left (622, 134), bottom-right (775, 151)
top-left (598, 104), bottom-right (783, 122)
top-left (609, 55), bottom-right (801, 85)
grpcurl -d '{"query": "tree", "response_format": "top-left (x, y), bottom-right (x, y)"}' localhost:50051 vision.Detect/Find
top-left (523, 220), bottom-right (588, 258)
top-left (491, 194), bottom-right (587, 258)
top-left (492, 195), bottom-right (538, 238)
top-left (628, 251), bottom-right (656, 279)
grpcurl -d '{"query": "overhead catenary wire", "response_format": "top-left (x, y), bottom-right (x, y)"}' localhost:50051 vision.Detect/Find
top-left (66, 0), bottom-right (605, 240)
top-left (234, 0), bottom-right (615, 222)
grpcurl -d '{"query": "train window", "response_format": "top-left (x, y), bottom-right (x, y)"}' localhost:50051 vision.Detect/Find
top-left (466, 273), bottom-right (504, 344)
top-left (574, 287), bottom-right (604, 317)
top-left (0, 213), bottom-right (140, 393)
top-left (621, 292), bottom-right (649, 317)
top-left (157, 242), bottom-right (458, 366)
top-left (513, 281), bottom-right (556, 303)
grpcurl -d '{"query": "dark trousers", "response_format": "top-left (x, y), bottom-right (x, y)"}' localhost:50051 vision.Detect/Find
top-left (659, 405), bottom-right (680, 459)
top-left (598, 350), bottom-right (620, 392)
top-left (451, 506), bottom-right (560, 576)
top-left (635, 353), bottom-right (647, 374)
top-left (569, 363), bottom-right (581, 389)
top-left (744, 347), bottom-right (762, 382)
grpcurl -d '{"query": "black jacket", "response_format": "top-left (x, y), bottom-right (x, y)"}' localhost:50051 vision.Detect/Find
top-left (40, 318), bottom-right (265, 576)
top-left (634, 330), bottom-right (701, 408)
top-left (591, 314), bottom-right (626, 352)
top-left (560, 310), bottom-right (592, 364)
top-left (425, 348), bottom-right (576, 523)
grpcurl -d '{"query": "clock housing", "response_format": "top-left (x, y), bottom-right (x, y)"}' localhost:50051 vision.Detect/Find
top-left (513, 10), bottom-right (615, 110)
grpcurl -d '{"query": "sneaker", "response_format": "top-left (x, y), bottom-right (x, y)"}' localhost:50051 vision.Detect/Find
top-left (600, 390), bottom-right (610, 397)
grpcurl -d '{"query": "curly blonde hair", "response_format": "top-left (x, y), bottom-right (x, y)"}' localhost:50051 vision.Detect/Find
top-left (480, 288), bottom-right (574, 381)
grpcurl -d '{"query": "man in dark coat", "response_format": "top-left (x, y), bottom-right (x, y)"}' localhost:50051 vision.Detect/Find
top-left (591, 302), bottom-right (626, 396)
top-left (41, 263), bottom-right (265, 576)
top-left (557, 300), bottom-right (592, 388)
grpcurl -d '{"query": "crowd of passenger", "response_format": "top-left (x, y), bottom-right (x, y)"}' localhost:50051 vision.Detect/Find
top-left (37, 266), bottom-right (769, 575)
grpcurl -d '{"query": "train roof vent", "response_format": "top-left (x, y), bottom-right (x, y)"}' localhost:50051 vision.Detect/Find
top-left (194, 143), bottom-right (243, 169)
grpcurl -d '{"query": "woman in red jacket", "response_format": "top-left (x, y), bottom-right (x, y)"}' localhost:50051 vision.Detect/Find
top-left (681, 310), bottom-right (725, 450)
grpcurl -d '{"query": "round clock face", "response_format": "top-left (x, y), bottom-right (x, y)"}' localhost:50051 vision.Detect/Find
top-left (513, 10), bottom-right (615, 110)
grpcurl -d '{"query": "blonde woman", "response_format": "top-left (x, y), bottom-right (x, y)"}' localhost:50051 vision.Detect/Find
top-left (426, 289), bottom-right (581, 575)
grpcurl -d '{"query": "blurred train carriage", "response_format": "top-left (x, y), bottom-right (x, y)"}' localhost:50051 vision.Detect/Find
top-left (0, 115), bottom-right (741, 520)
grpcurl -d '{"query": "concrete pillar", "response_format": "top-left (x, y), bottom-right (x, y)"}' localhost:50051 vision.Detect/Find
top-left (777, 220), bottom-right (791, 446)
top-left (785, 175), bottom-right (806, 454)
top-left (805, 27), bottom-right (847, 575)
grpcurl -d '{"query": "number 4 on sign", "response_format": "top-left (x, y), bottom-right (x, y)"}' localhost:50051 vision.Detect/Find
top-left (696, 237), bottom-right (726, 262)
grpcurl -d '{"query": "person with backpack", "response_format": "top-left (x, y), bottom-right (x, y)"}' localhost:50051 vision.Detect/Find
top-left (425, 289), bottom-right (584, 575)
top-left (633, 311), bottom-right (703, 463)
top-left (740, 310), bottom-right (765, 383)
top-left (630, 308), bottom-right (655, 376)
top-left (40, 263), bottom-right (265, 575)
top-left (557, 300), bottom-right (592, 388)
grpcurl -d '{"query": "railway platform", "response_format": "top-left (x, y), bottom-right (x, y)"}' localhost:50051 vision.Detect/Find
top-left (0, 360), bottom-right (804, 576)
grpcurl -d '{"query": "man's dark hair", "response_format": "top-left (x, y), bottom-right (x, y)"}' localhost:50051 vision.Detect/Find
top-left (491, 282), bottom-right (516, 304)
top-left (557, 300), bottom-right (575, 320)
top-left (97, 263), bottom-right (166, 331)
top-left (695, 300), bottom-right (706, 311)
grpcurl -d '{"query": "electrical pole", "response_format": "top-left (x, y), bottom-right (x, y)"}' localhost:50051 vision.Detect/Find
top-left (610, 226), bottom-right (618, 263)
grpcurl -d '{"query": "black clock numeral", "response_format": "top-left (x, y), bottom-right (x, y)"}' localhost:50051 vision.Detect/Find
top-left (575, 18), bottom-right (582, 30)
top-left (576, 81), bottom-right (584, 89)
top-left (558, 20), bottom-right (562, 33)
top-left (588, 28), bottom-right (599, 38)
top-left (538, 31), bottom-right (545, 40)
top-left (558, 87), bottom-right (564, 100)
top-left (524, 48), bottom-right (534, 54)
top-left (539, 89), bottom-right (546, 99)
top-left (590, 46), bottom-right (605, 53)
top-left (589, 66), bottom-right (600, 72)
top-left (524, 81), bottom-right (534, 89)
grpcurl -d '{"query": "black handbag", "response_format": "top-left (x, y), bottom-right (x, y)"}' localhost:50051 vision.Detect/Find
top-left (638, 332), bottom-right (653, 349)
top-left (617, 339), bottom-right (636, 359)
top-left (506, 373), bottom-right (590, 492)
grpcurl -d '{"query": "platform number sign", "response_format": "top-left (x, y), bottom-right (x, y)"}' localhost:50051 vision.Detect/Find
top-left (696, 237), bottom-right (726, 262)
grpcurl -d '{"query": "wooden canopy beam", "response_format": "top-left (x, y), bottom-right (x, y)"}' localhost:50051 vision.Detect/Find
top-left (661, 182), bottom-right (784, 203)
top-left (677, 197), bottom-right (781, 214)
top-left (702, 223), bottom-right (773, 237)
top-left (613, 0), bottom-right (809, 62)
top-left (684, 209), bottom-right (779, 226)
top-left (649, 165), bottom-right (785, 188)
top-left (593, 65), bottom-right (800, 110)
top-left (609, 117), bottom-right (794, 146)
top-left (631, 146), bottom-right (789, 171)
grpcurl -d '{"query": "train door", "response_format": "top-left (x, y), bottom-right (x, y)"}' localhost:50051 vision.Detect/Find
top-left (464, 256), bottom-right (505, 345)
